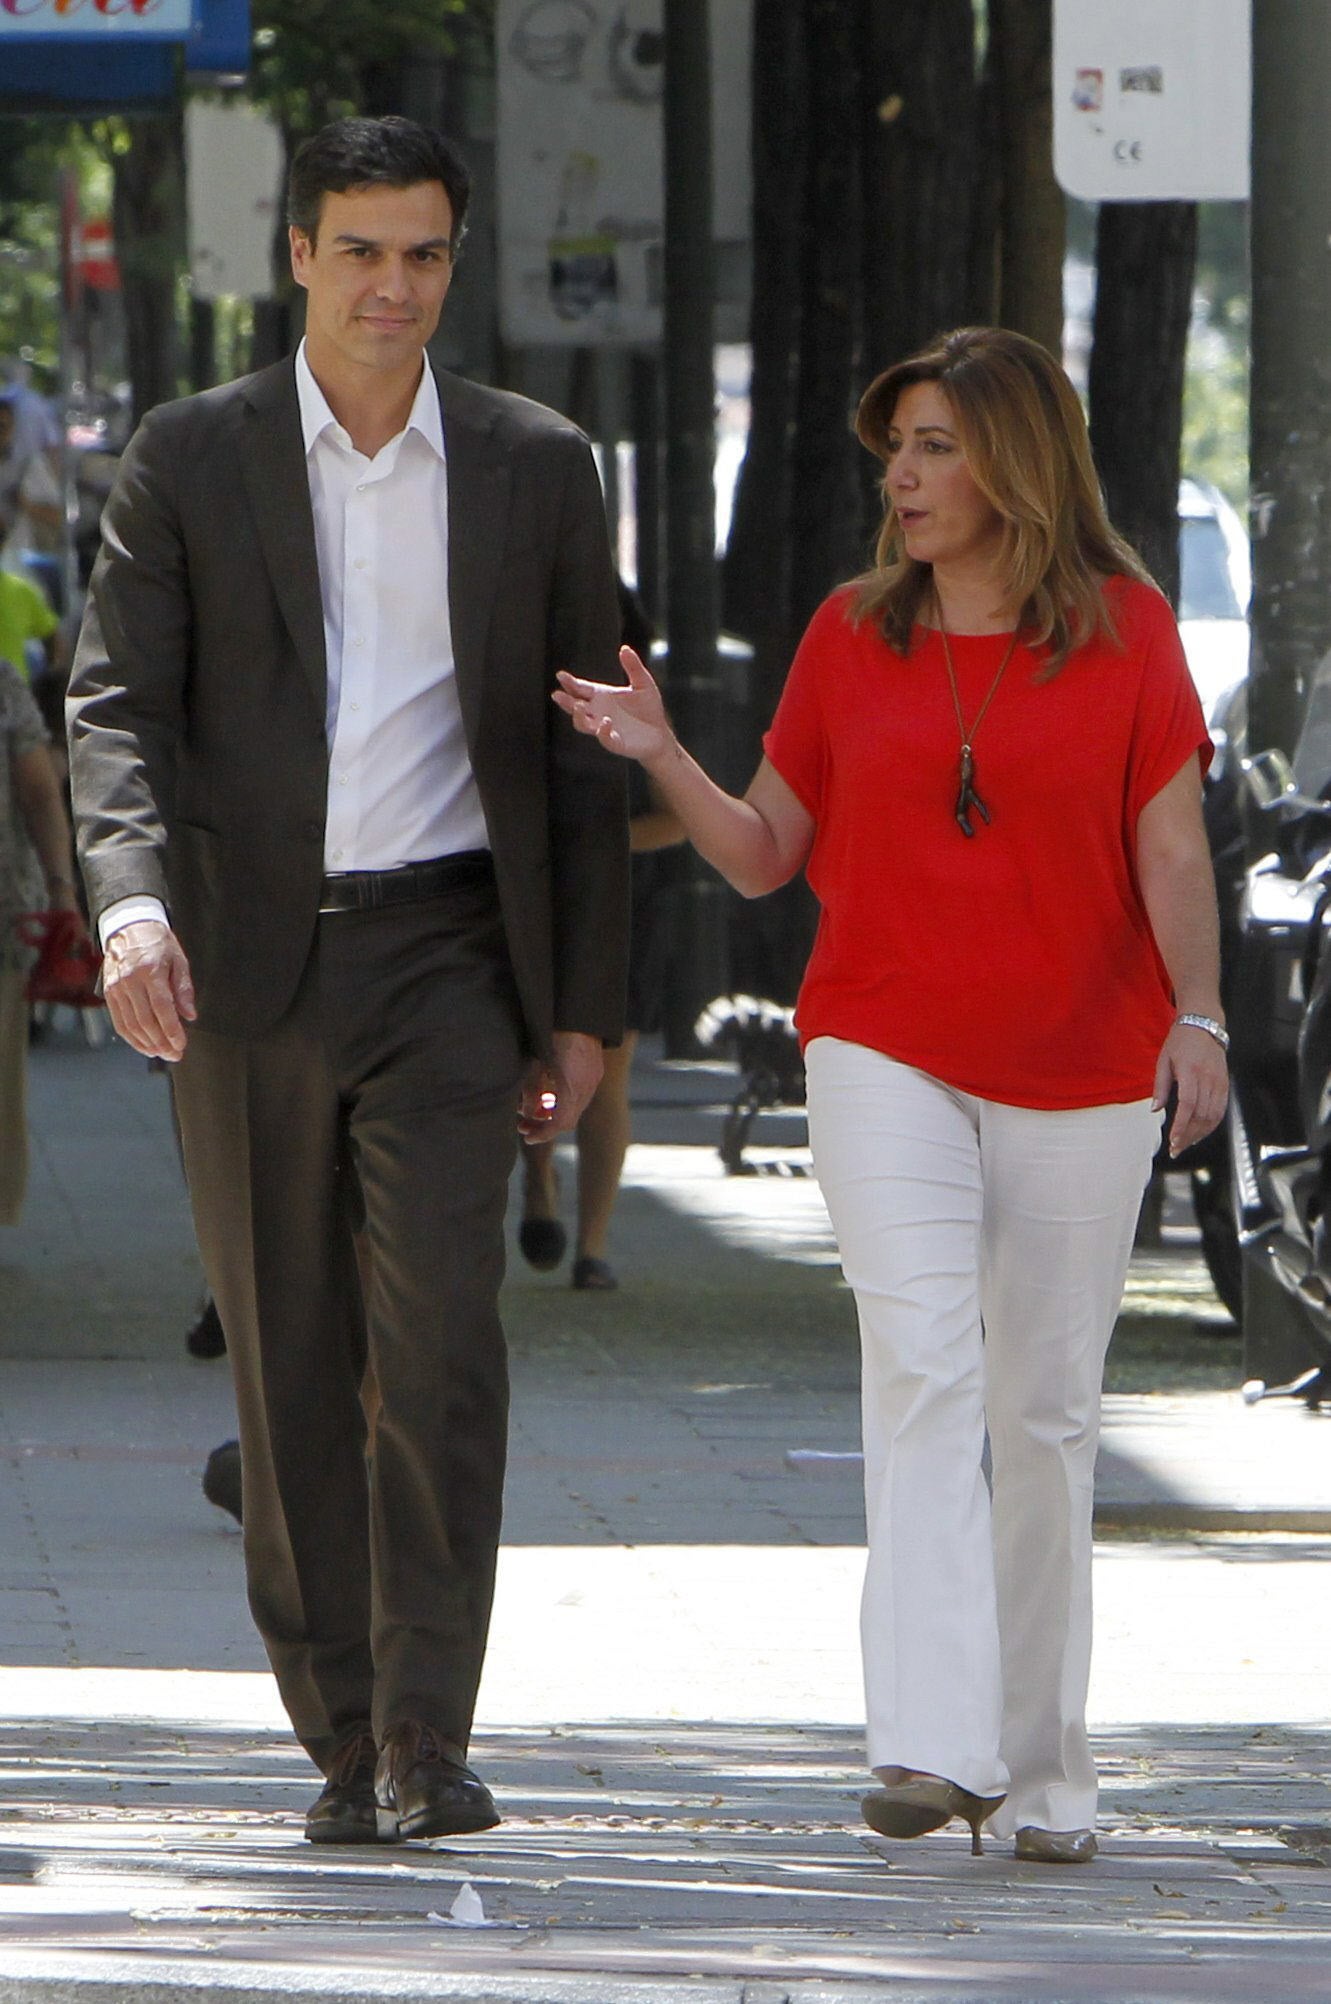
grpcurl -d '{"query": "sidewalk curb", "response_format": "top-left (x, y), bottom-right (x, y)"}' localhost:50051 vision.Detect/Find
top-left (1093, 1502), bottom-right (1331, 1533)
top-left (0, 1958), bottom-right (1291, 2004)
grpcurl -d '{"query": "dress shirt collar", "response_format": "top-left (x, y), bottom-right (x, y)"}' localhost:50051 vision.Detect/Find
top-left (294, 338), bottom-right (444, 462)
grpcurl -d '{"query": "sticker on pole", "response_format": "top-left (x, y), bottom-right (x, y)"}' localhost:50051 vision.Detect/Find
top-left (1053, 0), bottom-right (1250, 202)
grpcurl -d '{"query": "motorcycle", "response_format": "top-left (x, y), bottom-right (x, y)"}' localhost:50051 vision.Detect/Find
top-left (1190, 677), bottom-right (1331, 1412)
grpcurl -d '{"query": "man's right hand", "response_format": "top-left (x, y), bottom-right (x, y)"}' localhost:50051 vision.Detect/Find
top-left (102, 920), bottom-right (197, 1061)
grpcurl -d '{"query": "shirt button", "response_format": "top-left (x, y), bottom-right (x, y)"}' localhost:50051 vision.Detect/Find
top-left (339, 775), bottom-right (349, 786)
top-left (354, 558), bottom-right (367, 570)
top-left (331, 849), bottom-right (343, 862)
top-left (350, 702), bottom-right (360, 713)
top-left (356, 483), bottom-right (366, 493)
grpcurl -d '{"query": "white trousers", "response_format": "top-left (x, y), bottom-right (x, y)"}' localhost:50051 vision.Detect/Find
top-left (805, 1037), bottom-right (1160, 1835)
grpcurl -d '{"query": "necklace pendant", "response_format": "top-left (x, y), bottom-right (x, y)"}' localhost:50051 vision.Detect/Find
top-left (955, 747), bottom-right (992, 837)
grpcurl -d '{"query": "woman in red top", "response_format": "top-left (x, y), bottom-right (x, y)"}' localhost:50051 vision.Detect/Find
top-left (556, 327), bottom-right (1228, 1865)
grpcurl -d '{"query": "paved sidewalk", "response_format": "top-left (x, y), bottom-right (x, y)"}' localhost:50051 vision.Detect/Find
top-left (0, 1029), bottom-right (1328, 2001)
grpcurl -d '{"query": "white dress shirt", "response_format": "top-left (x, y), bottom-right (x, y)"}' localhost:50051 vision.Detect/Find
top-left (101, 342), bottom-right (486, 944)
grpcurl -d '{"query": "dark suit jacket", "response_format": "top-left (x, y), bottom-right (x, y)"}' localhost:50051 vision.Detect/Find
top-left (68, 358), bottom-right (629, 1054)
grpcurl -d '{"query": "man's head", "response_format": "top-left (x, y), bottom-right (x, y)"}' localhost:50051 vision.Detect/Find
top-left (288, 117), bottom-right (472, 386)
top-left (287, 115), bottom-right (471, 253)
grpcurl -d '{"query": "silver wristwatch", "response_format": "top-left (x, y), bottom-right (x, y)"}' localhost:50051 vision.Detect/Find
top-left (1175, 1012), bottom-right (1230, 1053)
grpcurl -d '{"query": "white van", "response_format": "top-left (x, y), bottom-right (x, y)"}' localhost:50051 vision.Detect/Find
top-left (1178, 476), bottom-right (1250, 726)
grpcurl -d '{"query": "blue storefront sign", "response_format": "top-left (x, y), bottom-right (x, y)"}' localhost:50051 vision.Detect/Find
top-left (187, 0), bottom-right (249, 74)
top-left (0, 0), bottom-right (249, 105)
top-left (0, 1), bottom-right (193, 37)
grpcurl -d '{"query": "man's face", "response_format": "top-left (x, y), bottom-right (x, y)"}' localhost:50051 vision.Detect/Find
top-left (290, 181), bottom-right (456, 379)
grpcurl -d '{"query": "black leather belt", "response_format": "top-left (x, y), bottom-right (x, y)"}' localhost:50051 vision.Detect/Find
top-left (317, 851), bottom-right (493, 914)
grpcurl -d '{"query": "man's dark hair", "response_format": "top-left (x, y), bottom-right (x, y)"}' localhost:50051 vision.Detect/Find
top-left (287, 115), bottom-right (472, 250)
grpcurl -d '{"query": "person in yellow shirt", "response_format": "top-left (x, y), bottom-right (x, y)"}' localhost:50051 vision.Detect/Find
top-left (0, 566), bottom-right (59, 685)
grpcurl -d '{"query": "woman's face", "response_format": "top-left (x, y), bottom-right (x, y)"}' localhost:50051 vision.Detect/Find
top-left (883, 381), bottom-right (1006, 578)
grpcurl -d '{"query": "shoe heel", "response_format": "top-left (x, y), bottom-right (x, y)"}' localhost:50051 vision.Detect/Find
top-left (375, 1803), bottom-right (400, 1842)
top-left (959, 1789), bottom-right (1005, 1858)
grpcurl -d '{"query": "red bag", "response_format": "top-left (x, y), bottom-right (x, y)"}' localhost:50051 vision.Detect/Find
top-left (14, 910), bottom-right (104, 1008)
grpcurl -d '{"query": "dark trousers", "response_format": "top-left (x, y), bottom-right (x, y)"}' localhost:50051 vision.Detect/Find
top-left (172, 878), bottom-right (525, 1772)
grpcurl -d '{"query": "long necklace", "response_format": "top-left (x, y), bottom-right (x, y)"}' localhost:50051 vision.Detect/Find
top-left (934, 600), bottom-right (1021, 838)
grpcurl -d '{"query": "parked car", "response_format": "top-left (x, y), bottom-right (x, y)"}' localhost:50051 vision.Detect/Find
top-left (1178, 476), bottom-right (1250, 726)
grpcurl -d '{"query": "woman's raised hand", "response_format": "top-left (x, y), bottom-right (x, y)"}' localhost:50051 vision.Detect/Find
top-left (554, 647), bottom-right (674, 764)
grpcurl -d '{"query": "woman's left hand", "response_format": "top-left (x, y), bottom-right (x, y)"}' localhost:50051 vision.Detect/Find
top-left (1152, 1021), bottom-right (1229, 1157)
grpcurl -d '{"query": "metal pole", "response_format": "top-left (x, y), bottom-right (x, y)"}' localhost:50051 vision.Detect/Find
top-left (1249, 0), bottom-right (1331, 762)
top-left (663, 0), bottom-right (728, 1049)
top-left (57, 170), bottom-right (82, 619)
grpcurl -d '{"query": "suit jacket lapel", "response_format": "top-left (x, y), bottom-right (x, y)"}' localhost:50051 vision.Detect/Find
top-left (237, 362), bottom-right (327, 715)
top-left (437, 368), bottom-right (510, 753)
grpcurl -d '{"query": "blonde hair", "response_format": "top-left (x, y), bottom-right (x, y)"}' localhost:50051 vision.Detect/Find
top-left (854, 326), bottom-right (1153, 671)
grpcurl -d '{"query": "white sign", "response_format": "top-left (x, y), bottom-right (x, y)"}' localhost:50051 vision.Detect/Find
top-left (186, 100), bottom-right (284, 301)
top-left (496, 0), bottom-right (751, 346)
top-left (0, 0), bottom-right (192, 36)
top-left (1053, 0), bottom-right (1250, 202)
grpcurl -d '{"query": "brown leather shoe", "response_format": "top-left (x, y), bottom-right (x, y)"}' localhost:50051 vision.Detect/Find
top-left (305, 1727), bottom-right (391, 1844)
top-left (375, 1721), bottom-right (500, 1840)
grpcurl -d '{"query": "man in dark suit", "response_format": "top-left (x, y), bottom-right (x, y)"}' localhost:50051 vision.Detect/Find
top-left (67, 117), bottom-right (628, 1844)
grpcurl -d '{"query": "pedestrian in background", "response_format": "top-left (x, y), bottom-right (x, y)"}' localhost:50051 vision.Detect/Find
top-left (554, 325), bottom-right (1227, 1864)
top-left (0, 399), bottom-right (62, 690)
top-left (68, 116), bottom-right (627, 1847)
top-left (519, 581), bottom-right (683, 1290)
top-left (0, 363), bottom-right (59, 472)
top-left (0, 657), bottom-right (84, 1225)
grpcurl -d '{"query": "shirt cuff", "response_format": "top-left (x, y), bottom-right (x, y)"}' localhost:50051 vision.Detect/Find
top-left (98, 895), bottom-right (169, 949)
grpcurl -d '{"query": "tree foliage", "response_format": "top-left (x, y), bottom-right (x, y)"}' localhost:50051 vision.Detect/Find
top-left (0, 121), bottom-right (69, 380)
top-left (248, 0), bottom-right (478, 140)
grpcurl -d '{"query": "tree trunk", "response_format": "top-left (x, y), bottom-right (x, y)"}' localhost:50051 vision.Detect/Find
top-left (1250, 3), bottom-right (1331, 763)
top-left (720, 0), bottom-right (806, 701)
top-left (989, 0), bottom-right (1064, 354)
top-left (861, 0), bottom-right (979, 378)
top-left (1088, 202), bottom-right (1198, 607)
top-left (860, 0), bottom-right (979, 537)
top-left (967, 26), bottom-right (1002, 325)
top-left (788, 0), bottom-right (865, 642)
top-left (110, 114), bottom-right (185, 425)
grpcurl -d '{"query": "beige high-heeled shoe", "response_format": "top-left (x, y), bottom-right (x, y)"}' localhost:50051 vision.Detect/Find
top-left (861, 1768), bottom-right (1007, 1858)
top-left (1014, 1824), bottom-right (1098, 1864)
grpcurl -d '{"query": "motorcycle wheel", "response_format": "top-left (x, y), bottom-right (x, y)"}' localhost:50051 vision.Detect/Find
top-left (1190, 1159), bottom-right (1244, 1327)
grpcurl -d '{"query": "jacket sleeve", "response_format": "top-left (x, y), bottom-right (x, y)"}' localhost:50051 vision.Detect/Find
top-left (66, 407), bottom-right (191, 929)
top-left (544, 435), bottom-right (631, 1043)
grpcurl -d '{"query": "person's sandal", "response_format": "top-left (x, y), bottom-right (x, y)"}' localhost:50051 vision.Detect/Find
top-left (572, 1255), bottom-right (618, 1290)
top-left (862, 1769), bottom-right (1006, 1857)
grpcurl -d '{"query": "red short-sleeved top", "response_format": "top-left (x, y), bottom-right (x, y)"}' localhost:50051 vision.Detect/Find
top-left (762, 575), bottom-right (1212, 1109)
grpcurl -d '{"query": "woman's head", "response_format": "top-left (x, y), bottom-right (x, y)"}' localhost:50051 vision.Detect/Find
top-left (855, 326), bottom-right (1152, 665)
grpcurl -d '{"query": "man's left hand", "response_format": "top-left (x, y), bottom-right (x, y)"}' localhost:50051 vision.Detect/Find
top-left (518, 1031), bottom-right (604, 1142)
